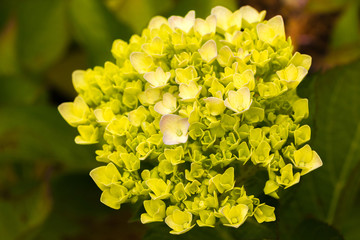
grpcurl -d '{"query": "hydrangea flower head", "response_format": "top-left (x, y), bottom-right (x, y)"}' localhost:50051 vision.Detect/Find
top-left (58, 5), bottom-right (321, 234)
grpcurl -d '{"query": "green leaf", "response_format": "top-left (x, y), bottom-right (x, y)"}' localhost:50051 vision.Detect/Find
top-left (307, 0), bottom-right (350, 13)
top-left (143, 223), bottom-right (223, 240)
top-left (0, 75), bottom-right (41, 106)
top-left (170, 0), bottom-right (237, 19)
top-left (144, 219), bottom-right (276, 240)
top-left (229, 219), bottom-right (277, 240)
top-left (293, 218), bottom-right (344, 240)
top-left (0, 184), bottom-right (52, 240)
top-left (69, 0), bottom-right (132, 66)
top-left (0, 105), bottom-right (97, 171)
top-left (330, 2), bottom-right (360, 48)
top-left (323, 42), bottom-right (360, 68)
top-left (45, 51), bottom-right (86, 98)
top-left (0, 1), bottom-right (13, 30)
top-left (17, 0), bottom-right (69, 72)
top-left (104, 0), bottom-right (175, 34)
top-left (36, 173), bottom-right (146, 240)
top-left (0, 19), bottom-right (19, 75)
top-left (312, 60), bottom-right (360, 226)
top-left (339, 203), bottom-right (360, 240)
top-left (35, 174), bottom-right (102, 240)
top-left (279, 60), bottom-right (360, 238)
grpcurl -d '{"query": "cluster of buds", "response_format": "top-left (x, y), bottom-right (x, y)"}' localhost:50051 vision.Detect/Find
top-left (59, 5), bottom-right (322, 234)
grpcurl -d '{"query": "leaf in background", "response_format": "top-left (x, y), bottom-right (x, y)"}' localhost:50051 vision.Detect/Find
top-left (323, 42), bottom-right (360, 68)
top-left (293, 218), bottom-right (344, 240)
top-left (36, 173), bottom-right (145, 240)
top-left (0, 75), bottom-right (42, 106)
top-left (69, 0), bottom-right (132, 66)
top-left (171, 0), bottom-right (237, 19)
top-left (143, 219), bottom-right (276, 240)
top-left (0, 19), bottom-right (19, 76)
top-left (330, 1), bottom-right (359, 49)
top-left (46, 50), bottom-right (87, 99)
top-left (279, 60), bottom-right (360, 239)
top-left (104, 0), bottom-right (175, 34)
top-left (143, 223), bottom-right (223, 240)
top-left (0, 105), bottom-right (97, 171)
top-left (229, 219), bottom-right (277, 240)
top-left (313, 60), bottom-right (360, 226)
top-left (307, 0), bottom-right (348, 13)
top-left (0, 184), bottom-right (52, 240)
top-left (340, 201), bottom-right (360, 240)
top-left (0, 1), bottom-right (13, 30)
top-left (17, 0), bottom-right (69, 73)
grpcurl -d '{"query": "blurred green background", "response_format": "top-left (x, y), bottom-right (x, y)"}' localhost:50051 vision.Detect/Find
top-left (0, 0), bottom-right (359, 239)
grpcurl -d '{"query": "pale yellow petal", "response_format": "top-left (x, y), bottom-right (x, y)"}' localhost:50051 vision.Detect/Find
top-left (198, 40), bottom-right (217, 63)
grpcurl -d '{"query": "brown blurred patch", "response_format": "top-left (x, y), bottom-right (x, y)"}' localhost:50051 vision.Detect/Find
top-left (239, 0), bottom-right (340, 71)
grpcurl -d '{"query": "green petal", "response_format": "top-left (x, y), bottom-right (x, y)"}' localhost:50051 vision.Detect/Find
top-left (294, 125), bottom-right (311, 146)
top-left (254, 204), bottom-right (276, 223)
top-left (130, 52), bottom-right (154, 74)
top-left (146, 178), bottom-right (171, 200)
top-left (100, 183), bottom-right (128, 209)
top-left (58, 96), bottom-right (90, 127)
top-left (75, 125), bottom-right (99, 144)
top-left (89, 163), bottom-right (121, 191)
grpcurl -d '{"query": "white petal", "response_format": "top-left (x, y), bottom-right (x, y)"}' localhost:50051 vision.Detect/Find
top-left (160, 114), bottom-right (189, 145)
top-left (148, 16), bottom-right (168, 30)
top-left (168, 10), bottom-right (195, 33)
top-left (211, 6), bottom-right (232, 31)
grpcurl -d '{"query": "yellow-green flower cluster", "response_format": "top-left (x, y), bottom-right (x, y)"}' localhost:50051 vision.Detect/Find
top-left (58, 5), bottom-right (322, 234)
